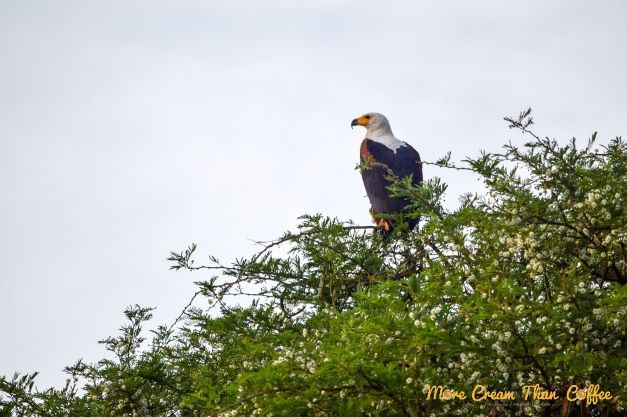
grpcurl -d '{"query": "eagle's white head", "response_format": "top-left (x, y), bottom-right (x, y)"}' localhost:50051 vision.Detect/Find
top-left (351, 112), bottom-right (405, 151)
top-left (351, 112), bottom-right (392, 137)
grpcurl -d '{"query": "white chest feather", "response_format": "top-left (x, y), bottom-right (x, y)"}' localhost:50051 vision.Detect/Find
top-left (370, 135), bottom-right (407, 153)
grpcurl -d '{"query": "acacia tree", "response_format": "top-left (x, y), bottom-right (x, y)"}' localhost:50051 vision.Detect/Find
top-left (1, 110), bottom-right (625, 417)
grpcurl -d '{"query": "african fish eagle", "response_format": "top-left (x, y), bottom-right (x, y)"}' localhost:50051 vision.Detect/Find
top-left (351, 112), bottom-right (423, 234)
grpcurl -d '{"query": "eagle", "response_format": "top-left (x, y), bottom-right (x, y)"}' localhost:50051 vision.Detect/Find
top-left (351, 112), bottom-right (423, 234)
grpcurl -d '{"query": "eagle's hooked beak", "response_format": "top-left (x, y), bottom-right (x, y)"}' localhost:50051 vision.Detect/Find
top-left (351, 115), bottom-right (368, 129)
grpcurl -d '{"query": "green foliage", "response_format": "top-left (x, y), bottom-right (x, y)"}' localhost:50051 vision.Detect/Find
top-left (1, 111), bottom-right (625, 416)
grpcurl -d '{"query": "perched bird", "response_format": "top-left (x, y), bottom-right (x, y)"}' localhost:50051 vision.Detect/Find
top-left (351, 112), bottom-right (423, 234)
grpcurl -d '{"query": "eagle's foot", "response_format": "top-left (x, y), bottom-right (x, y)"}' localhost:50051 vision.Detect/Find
top-left (370, 207), bottom-right (393, 235)
top-left (374, 218), bottom-right (393, 235)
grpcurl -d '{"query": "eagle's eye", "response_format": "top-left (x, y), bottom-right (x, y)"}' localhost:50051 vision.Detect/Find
top-left (364, 115), bottom-right (371, 119)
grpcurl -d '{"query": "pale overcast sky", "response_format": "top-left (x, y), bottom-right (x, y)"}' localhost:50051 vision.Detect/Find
top-left (1, 0), bottom-right (626, 389)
